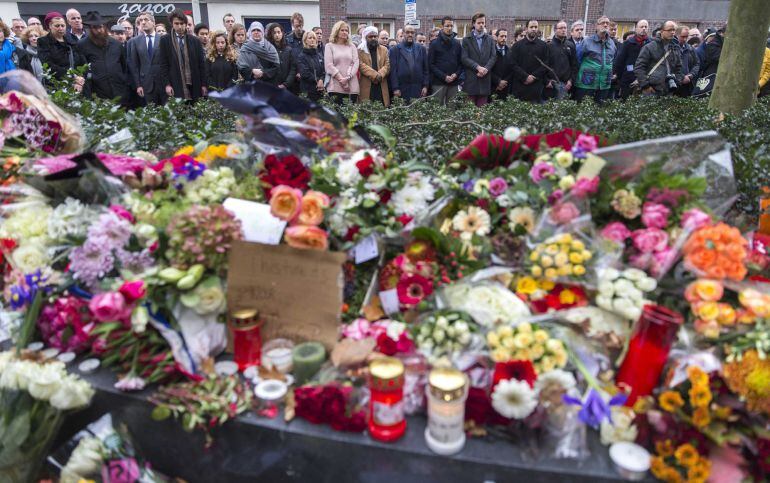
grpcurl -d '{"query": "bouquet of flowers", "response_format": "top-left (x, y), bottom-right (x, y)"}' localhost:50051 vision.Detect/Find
top-left (413, 310), bottom-right (478, 363)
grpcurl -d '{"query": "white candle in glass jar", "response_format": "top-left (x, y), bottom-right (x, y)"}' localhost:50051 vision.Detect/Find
top-left (425, 367), bottom-right (469, 455)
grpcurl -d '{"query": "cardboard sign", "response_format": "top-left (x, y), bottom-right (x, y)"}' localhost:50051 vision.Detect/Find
top-left (226, 241), bottom-right (347, 350)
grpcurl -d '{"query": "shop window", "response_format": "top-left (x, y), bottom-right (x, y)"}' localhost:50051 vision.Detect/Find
top-left (349, 20), bottom-right (394, 36)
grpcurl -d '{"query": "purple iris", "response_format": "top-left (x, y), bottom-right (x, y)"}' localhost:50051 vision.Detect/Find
top-left (563, 389), bottom-right (628, 429)
top-left (571, 145), bottom-right (587, 159)
top-left (9, 284), bottom-right (31, 310)
top-left (462, 179), bottom-right (475, 192)
top-left (172, 159), bottom-right (206, 188)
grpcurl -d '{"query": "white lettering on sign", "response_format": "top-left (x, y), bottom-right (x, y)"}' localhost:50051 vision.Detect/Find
top-left (117, 3), bottom-right (178, 22)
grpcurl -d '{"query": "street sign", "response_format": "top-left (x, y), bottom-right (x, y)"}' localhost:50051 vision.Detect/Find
top-left (404, 0), bottom-right (416, 23)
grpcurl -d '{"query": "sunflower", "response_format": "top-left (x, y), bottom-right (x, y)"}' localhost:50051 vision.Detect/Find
top-left (723, 349), bottom-right (770, 415)
top-left (659, 391), bottom-right (685, 412)
top-left (692, 406), bottom-right (711, 428)
top-left (687, 458), bottom-right (711, 483)
top-left (674, 443), bottom-right (699, 468)
top-left (687, 365), bottom-right (709, 387)
top-left (650, 456), bottom-right (670, 479)
top-left (688, 385), bottom-right (712, 408)
top-left (655, 439), bottom-right (675, 458)
top-left (660, 467), bottom-right (684, 483)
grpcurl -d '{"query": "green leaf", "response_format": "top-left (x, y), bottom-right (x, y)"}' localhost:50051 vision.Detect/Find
top-left (151, 405), bottom-right (172, 421)
top-left (367, 124), bottom-right (396, 149)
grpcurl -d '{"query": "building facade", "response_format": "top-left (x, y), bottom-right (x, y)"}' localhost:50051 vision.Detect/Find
top-left (0, 0), bottom-right (727, 41)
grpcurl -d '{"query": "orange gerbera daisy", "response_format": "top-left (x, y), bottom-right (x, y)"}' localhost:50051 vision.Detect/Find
top-left (682, 223), bottom-right (748, 281)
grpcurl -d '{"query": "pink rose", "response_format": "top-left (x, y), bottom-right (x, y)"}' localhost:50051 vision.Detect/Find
top-left (651, 246), bottom-right (677, 277)
top-left (575, 133), bottom-right (599, 152)
top-left (89, 292), bottom-right (132, 323)
top-left (102, 458), bottom-right (142, 483)
top-left (641, 202), bottom-right (671, 229)
top-left (600, 222), bottom-right (632, 243)
top-left (110, 205), bottom-right (135, 223)
top-left (631, 228), bottom-right (669, 254)
top-left (119, 280), bottom-right (146, 303)
top-left (489, 177), bottom-right (508, 196)
top-left (629, 252), bottom-right (653, 271)
top-left (269, 185), bottom-right (303, 222)
top-left (529, 162), bottom-right (555, 183)
top-left (570, 176), bottom-right (599, 198)
top-left (680, 208), bottom-right (711, 231)
top-left (549, 201), bottom-right (581, 225)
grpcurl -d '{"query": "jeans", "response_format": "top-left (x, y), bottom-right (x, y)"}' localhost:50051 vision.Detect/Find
top-left (575, 88), bottom-right (612, 104)
top-left (431, 84), bottom-right (459, 105)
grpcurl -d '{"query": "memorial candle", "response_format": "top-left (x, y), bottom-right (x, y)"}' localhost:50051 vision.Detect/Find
top-left (229, 309), bottom-right (263, 371)
top-left (292, 342), bottom-right (326, 385)
top-left (616, 304), bottom-right (683, 405)
top-left (368, 357), bottom-right (406, 442)
top-left (425, 367), bottom-right (469, 455)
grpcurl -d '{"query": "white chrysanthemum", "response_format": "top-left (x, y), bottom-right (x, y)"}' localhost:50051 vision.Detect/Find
top-left (535, 369), bottom-right (577, 394)
top-left (414, 175), bottom-right (436, 201)
top-left (452, 206), bottom-right (491, 238)
top-left (336, 159), bottom-right (363, 185)
top-left (48, 198), bottom-right (98, 240)
top-left (503, 126), bottom-right (522, 142)
top-left (326, 210), bottom-right (350, 237)
top-left (391, 186), bottom-right (428, 216)
top-left (496, 194), bottom-right (514, 207)
top-left (491, 379), bottom-right (538, 419)
top-left (0, 206), bottom-right (52, 245)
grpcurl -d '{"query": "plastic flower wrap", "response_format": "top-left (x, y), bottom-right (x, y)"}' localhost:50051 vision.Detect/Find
top-left (486, 321), bottom-right (568, 373)
top-left (441, 281), bottom-right (531, 327)
top-left (413, 310), bottom-right (479, 363)
top-left (596, 267), bottom-right (658, 321)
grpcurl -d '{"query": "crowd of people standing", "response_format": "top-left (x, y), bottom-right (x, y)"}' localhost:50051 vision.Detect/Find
top-left (1, 8), bottom-right (769, 108)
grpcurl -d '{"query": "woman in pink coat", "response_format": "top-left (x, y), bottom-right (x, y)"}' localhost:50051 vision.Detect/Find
top-left (324, 21), bottom-right (359, 104)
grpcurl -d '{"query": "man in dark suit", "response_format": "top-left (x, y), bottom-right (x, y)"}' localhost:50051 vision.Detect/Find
top-left (127, 11), bottom-right (166, 105)
top-left (461, 12), bottom-right (496, 107)
top-left (388, 24), bottom-right (429, 103)
top-left (157, 9), bottom-right (207, 102)
top-left (490, 28), bottom-right (513, 101)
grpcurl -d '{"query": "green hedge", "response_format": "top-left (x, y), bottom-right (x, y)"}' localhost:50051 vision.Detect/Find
top-left (51, 86), bottom-right (769, 216)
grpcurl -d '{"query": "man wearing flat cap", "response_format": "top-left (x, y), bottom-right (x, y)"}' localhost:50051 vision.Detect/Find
top-left (110, 24), bottom-right (127, 44)
top-left (77, 11), bottom-right (130, 105)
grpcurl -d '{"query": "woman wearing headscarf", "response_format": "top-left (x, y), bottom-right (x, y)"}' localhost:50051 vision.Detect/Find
top-left (357, 25), bottom-right (390, 106)
top-left (37, 12), bottom-right (86, 90)
top-left (324, 21), bottom-right (359, 104)
top-left (237, 21), bottom-right (280, 83)
top-left (266, 22), bottom-right (297, 92)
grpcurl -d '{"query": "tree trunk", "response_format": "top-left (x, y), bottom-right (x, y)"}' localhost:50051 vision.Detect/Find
top-left (709, 0), bottom-right (770, 114)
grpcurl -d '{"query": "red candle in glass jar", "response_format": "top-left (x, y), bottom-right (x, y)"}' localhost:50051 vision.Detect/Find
top-left (368, 357), bottom-right (406, 442)
top-left (616, 304), bottom-right (683, 405)
top-left (229, 309), bottom-right (263, 371)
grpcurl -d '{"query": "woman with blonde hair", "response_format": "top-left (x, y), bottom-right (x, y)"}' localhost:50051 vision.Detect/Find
top-left (296, 30), bottom-right (325, 101)
top-left (324, 20), bottom-right (359, 104)
top-left (206, 30), bottom-right (238, 90)
top-left (19, 25), bottom-right (45, 80)
top-left (228, 22), bottom-right (246, 52)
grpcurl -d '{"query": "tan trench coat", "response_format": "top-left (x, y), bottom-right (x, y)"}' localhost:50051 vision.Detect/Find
top-left (358, 45), bottom-right (391, 106)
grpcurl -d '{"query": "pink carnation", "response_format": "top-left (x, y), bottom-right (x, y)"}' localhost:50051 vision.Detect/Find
top-left (641, 202), bottom-right (671, 229)
top-left (600, 222), bottom-right (632, 243)
top-left (549, 201), bottom-right (581, 225)
top-left (529, 162), bottom-right (555, 183)
top-left (110, 205), bottom-right (135, 224)
top-left (570, 176), bottom-right (599, 198)
top-left (631, 228), bottom-right (669, 254)
top-left (680, 208), bottom-right (711, 231)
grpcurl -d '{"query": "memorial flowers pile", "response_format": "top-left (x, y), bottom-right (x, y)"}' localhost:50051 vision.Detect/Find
top-left (1, 80), bottom-right (769, 482)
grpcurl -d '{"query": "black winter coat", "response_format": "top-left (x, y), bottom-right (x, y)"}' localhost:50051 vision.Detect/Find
top-left (274, 44), bottom-right (297, 91)
top-left (428, 32), bottom-right (463, 85)
top-left (77, 37), bottom-right (130, 105)
top-left (510, 37), bottom-right (550, 102)
top-left (157, 33), bottom-right (208, 100)
top-left (634, 38), bottom-right (684, 94)
top-left (700, 35), bottom-right (723, 78)
top-left (548, 36), bottom-right (578, 83)
top-left (37, 35), bottom-right (86, 81)
top-left (296, 47), bottom-right (325, 101)
top-left (490, 45), bottom-right (513, 94)
top-left (206, 54), bottom-right (238, 90)
top-left (614, 35), bottom-right (651, 88)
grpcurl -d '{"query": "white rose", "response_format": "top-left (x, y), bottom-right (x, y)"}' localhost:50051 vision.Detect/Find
top-left (612, 297), bottom-right (633, 313)
top-left (131, 305), bottom-right (149, 333)
top-left (623, 306), bottom-right (642, 321)
top-left (50, 377), bottom-right (94, 410)
top-left (596, 295), bottom-right (614, 311)
top-left (458, 332), bottom-right (471, 345)
top-left (496, 194), bottom-right (513, 207)
top-left (636, 277), bottom-right (658, 292)
top-left (12, 243), bottom-right (50, 273)
top-left (454, 321), bottom-right (469, 334)
top-left (421, 339), bottom-right (434, 351)
top-left (435, 316), bottom-right (448, 329)
top-left (60, 436), bottom-right (104, 483)
top-left (613, 279), bottom-right (635, 295)
top-left (600, 407), bottom-right (638, 445)
top-left (433, 328), bottom-right (445, 343)
top-left (446, 326), bottom-right (456, 338)
top-left (598, 281), bottom-right (615, 297)
top-left (622, 268), bottom-right (646, 282)
top-left (558, 175), bottom-right (576, 191)
top-left (27, 363), bottom-right (66, 401)
top-left (626, 287), bottom-right (644, 303)
top-left (601, 268), bottom-right (620, 281)
top-left (503, 127), bottom-right (522, 142)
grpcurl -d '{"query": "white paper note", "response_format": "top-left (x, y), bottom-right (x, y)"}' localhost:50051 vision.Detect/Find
top-left (379, 289), bottom-right (400, 315)
top-left (223, 198), bottom-right (287, 245)
top-left (354, 234), bottom-right (379, 264)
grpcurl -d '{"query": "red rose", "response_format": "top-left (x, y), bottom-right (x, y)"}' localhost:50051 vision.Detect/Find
top-left (465, 386), bottom-right (511, 426)
top-left (344, 226), bottom-right (360, 242)
top-left (355, 155), bottom-right (375, 178)
top-left (261, 154), bottom-right (311, 196)
top-left (454, 134), bottom-right (519, 170)
top-left (492, 360), bottom-right (537, 388)
top-left (294, 386), bottom-right (325, 424)
top-left (476, 198), bottom-right (490, 210)
top-left (397, 214), bottom-right (413, 226)
top-left (378, 189), bottom-right (392, 204)
top-left (376, 332), bottom-right (397, 356)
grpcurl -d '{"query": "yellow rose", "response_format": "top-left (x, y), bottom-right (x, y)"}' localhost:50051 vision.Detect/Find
top-left (502, 336), bottom-right (516, 349)
top-left (529, 251), bottom-right (540, 262)
top-left (545, 268), bottom-right (558, 280)
top-left (582, 250), bottom-right (593, 260)
top-left (570, 240), bottom-right (585, 251)
top-left (498, 326), bottom-right (513, 338)
top-left (558, 265), bottom-right (573, 277)
top-left (560, 233), bottom-right (573, 244)
top-left (486, 331), bottom-right (500, 347)
top-left (546, 339), bottom-right (563, 352)
top-left (545, 244), bottom-right (559, 255)
top-left (538, 279), bottom-right (555, 291)
top-left (541, 255), bottom-right (554, 267)
top-left (573, 265), bottom-right (586, 276)
top-left (531, 265), bottom-right (543, 277)
top-left (554, 252), bottom-right (568, 267)
top-left (696, 301), bottom-right (720, 321)
top-left (555, 150), bottom-right (574, 168)
top-left (540, 356), bottom-right (556, 372)
top-left (554, 349), bottom-right (568, 367)
top-left (513, 332), bottom-right (533, 349)
top-left (491, 348), bottom-right (510, 362)
top-left (516, 277), bottom-right (539, 295)
top-left (694, 279), bottom-right (724, 302)
top-left (514, 348), bottom-right (532, 360)
top-left (530, 343), bottom-right (545, 359)
top-left (569, 252), bottom-right (584, 264)
top-left (517, 322), bottom-right (532, 333)
top-left (533, 330), bottom-right (549, 343)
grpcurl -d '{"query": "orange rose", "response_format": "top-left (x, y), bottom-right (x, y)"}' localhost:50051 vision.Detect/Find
top-left (269, 185), bottom-right (303, 222)
top-left (284, 225), bottom-right (329, 250)
top-left (298, 190), bottom-right (330, 226)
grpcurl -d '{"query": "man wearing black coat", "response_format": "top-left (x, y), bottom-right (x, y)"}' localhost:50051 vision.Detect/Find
top-left (127, 11), bottom-right (166, 105)
top-left (545, 20), bottom-right (578, 100)
top-left (77, 12), bottom-right (130, 106)
top-left (613, 19), bottom-right (650, 99)
top-left (157, 9), bottom-right (207, 101)
top-left (428, 16), bottom-right (463, 105)
top-left (509, 20), bottom-right (550, 103)
top-left (674, 25), bottom-right (700, 97)
top-left (490, 28), bottom-right (513, 101)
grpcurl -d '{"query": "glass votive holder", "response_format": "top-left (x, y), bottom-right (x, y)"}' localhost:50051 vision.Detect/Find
top-left (261, 338), bottom-right (295, 373)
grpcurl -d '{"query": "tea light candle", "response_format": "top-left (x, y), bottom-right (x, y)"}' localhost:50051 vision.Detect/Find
top-left (78, 358), bottom-right (100, 374)
top-left (215, 361), bottom-right (239, 376)
top-left (262, 339), bottom-right (295, 373)
top-left (292, 342), bottom-right (326, 385)
top-left (609, 442), bottom-right (651, 481)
